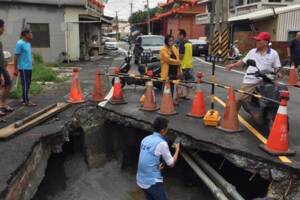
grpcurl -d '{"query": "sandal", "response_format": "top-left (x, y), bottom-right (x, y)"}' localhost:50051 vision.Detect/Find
top-left (1, 105), bottom-right (14, 112)
top-left (0, 109), bottom-right (5, 116)
top-left (25, 102), bottom-right (37, 107)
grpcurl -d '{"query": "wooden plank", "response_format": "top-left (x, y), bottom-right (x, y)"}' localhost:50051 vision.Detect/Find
top-left (0, 102), bottom-right (71, 139)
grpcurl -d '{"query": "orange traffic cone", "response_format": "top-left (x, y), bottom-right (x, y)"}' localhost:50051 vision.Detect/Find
top-left (91, 70), bottom-right (105, 102)
top-left (67, 67), bottom-right (85, 104)
top-left (158, 82), bottom-right (177, 116)
top-left (260, 91), bottom-right (295, 156)
top-left (288, 66), bottom-right (299, 86)
top-left (187, 84), bottom-right (206, 118)
top-left (218, 86), bottom-right (242, 133)
top-left (140, 81), bottom-right (159, 111)
top-left (109, 76), bottom-right (127, 105)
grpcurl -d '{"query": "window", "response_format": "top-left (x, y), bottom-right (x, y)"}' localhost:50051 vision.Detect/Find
top-left (29, 23), bottom-right (50, 48)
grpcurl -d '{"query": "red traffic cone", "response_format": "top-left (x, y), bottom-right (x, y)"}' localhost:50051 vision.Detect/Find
top-left (187, 84), bottom-right (206, 118)
top-left (109, 76), bottom-right (127, 105)
top-left (260, 91), bottom-right (295, 156)
top-left (288, 66), bottom-right (299, 86)
top-left (158, 82), bottom-right (177, 116)
top-left (67, 67), bottom-right (85, 104)
top-left (91, 70), bottom-right (105, 102)
top-left (140, 81), bottom-right (159, 111)
top-left (218, 86), bottom-right (242, 133)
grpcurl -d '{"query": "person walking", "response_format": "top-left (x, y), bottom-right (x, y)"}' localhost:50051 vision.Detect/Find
top-left (14, 29), bottom-right (36, 106)
top-left (287, 32), bottom-right (300, 73)
top-left (136, 117), bottom-right (180, 200)
top-left (0, 19), bottom-right (14, 116)
top-left (160, 35), bottom-right (181, 103)
top-left (177, 29), bottom-right (193, 99)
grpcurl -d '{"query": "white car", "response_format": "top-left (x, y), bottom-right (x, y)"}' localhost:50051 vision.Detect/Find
top-left (104, 38), bottom-right (118, 50)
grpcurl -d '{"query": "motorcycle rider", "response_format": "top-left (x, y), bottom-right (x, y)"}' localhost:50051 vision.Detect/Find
top-left (226, 32), bottom-right (282, 112)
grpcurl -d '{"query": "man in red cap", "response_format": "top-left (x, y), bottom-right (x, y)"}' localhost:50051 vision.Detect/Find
top-left (226, 32), bottom-right (281, 111)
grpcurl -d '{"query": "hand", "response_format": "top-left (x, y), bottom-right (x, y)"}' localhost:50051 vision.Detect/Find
top-left (225, 64), bottom-right (234, 71)
top-left (159, 163), bottom-right (165, 171)
top-left (13, 70), bottom-right (18, 77)
top-left (173, 143), bottom-right (180, 152)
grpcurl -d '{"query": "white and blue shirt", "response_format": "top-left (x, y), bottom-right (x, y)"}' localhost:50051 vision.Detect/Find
top-left (136, 132), bottom-right (174, 189)
top-left (242, 48), bottom-right (281, 84)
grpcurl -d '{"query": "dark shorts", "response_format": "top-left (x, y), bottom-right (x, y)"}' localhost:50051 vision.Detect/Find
top-left (182, 68), bottom-right (194, 81)
top-left (142, 182), bottom-right (168, 200)
top-left (0, 67), bottom-right (12, 86)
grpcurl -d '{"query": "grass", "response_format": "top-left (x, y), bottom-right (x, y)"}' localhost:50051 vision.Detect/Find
top-left (10, 53), bottom-right (67, 99)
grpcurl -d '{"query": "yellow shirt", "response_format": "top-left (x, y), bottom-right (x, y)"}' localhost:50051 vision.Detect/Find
top-left (181, 42), bottom-right (193, 69)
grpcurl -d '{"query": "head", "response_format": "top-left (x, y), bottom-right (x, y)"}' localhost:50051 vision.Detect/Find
top-left (21, 29), bottom-right (32, 41)
top-left (296, 32), bottom-right (300, 40)
top-left (164, 34), bottom-right (175, 47)
top-left (0, 19), bottom-right (4, 36)
top-left (153, 117), bottom-right (169, 136)
top-left (178, 29), bottom-right (187, 41)
top-left (253, 32), bottom-right (271, 50)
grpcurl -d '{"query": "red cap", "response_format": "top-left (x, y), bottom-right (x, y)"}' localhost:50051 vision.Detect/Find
top-left (253, 32), bottom-right (271, 41)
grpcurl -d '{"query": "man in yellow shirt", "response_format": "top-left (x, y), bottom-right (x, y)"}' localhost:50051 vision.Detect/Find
top-left (177, 29), bottom-right (193, 99)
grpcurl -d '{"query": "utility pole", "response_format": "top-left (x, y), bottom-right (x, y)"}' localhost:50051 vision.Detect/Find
top-left (115, 11), bottom-right (119, 40)
top-left (209, 0), bottom-right (216, 43)
top-left (146, 0), bottom-right (151, 35)
top-left (129, 2), bottom-right (133, 36)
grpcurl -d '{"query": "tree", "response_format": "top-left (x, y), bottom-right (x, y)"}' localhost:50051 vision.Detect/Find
top-left (128, 7), bottom-right (162, 24)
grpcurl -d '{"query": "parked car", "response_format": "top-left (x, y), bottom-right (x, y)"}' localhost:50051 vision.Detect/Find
top-left (190, 39), bottom-right (208, 57)
top-left (104, 38), bottom-right (118, 50)
top-left (133, 35), bottom-right (164, 64)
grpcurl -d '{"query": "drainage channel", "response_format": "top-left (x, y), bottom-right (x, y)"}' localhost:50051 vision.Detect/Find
top-left (31, 121), bottom-right (269, 200)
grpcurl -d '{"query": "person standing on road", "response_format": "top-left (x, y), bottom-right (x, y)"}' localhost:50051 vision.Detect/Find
top-left (14, 29), bottom-right (36, 106)
top-left (136, 117), bottom-right (180, 200)
top-left (0, 19), bottom-right (14, 116)
top-left (225, 32), bottom-right (281, 112)
top-left (287, 32), bottom-right (300, 72)
top-left (177, 29), bottom-right (193, 99)
top-left (160, 35), bottom-right (182, 102)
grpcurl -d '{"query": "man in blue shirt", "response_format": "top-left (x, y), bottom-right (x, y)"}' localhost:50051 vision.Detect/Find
top-left (14, 29), bottom-right (36, 106)
top-left (136, 117), bottom-right (180, 200)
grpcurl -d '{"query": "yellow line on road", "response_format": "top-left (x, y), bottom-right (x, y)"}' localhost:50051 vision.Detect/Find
top-left (214, 96), bottom-right (292, 164)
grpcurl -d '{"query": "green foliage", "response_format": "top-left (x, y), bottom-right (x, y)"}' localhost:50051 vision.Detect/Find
top-left (129, 7), bottom-right (162, 24)
top-left (10, 81), bottom-right (43, 99)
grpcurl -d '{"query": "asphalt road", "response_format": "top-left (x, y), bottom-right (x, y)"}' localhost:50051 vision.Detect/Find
top-left (112, 41), bottom-right (300, 170)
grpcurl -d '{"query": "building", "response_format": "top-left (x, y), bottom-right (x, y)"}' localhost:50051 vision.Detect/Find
top-left (0, 0), bottom-right (111, 62)
top-left (133, 0), bottom-right (207, 39)
top-left (229, 4), bottom-right (300, 59)
top-left (229, 0), bottom-right (300, 16)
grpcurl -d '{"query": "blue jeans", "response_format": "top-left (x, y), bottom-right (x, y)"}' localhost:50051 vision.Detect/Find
top-left (19, 69), bottom-right (32, 103)
top-left (142, 182), bottom-right (168, 200)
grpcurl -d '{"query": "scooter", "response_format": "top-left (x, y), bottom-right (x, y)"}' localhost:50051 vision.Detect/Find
top-left (241, 59), bottom-right (288, 135)
top-left (138, 61), bottom-right (163, 90)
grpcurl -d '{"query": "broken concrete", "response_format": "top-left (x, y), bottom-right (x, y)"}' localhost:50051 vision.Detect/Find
top-left (68, 97), bottom-right (300, 200)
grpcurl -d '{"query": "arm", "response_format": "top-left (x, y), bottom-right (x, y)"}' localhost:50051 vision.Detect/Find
top-left (14, 55), bottom-right (19, 75)
top-left (157, 142), bottom-right (180, 168)
top-left (287, 47), bottom-right (291, 58)
top-left (225, 60), bottom-right (245, 71)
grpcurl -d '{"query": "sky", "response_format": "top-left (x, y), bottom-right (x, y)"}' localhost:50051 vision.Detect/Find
top-left (104, 0), bottom-right (166, 20)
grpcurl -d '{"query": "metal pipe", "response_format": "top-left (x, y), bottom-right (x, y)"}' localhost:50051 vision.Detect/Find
top-left (180, 149), bottom-right (229, 200)
top-left (187, 149), bottom-right (245, 200)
